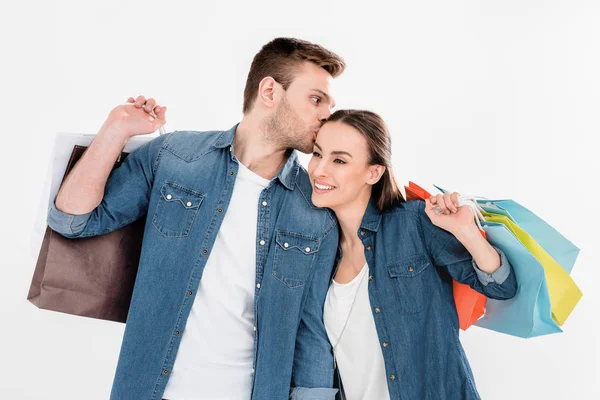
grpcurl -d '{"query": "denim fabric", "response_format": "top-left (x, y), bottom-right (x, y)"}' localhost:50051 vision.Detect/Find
top-left (47, 124), bottom-right (339, 400)
top-left (330, 198), bottom-right (517, 400)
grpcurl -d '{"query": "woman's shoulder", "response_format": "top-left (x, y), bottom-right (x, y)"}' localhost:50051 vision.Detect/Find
top-left (379, 200), bottom-right (427, 231)
top-left (384, 199), bottom-right (426, 216)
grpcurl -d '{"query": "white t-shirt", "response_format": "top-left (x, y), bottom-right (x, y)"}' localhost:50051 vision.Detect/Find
top-left (163, 161), bottom-right (270, 400)
top-left (324, 263), bottom-right (391, 400)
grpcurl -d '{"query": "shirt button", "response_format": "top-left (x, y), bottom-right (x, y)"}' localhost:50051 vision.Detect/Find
top-left (217, 208), bottom-right (223, 213)
top-left (229, 171), bottom-right (235, 176)
top-left (166, 194), bottom-right (172, 200)
top-left (366, 246), bottom-right (372, 251)
top-left (175, 330), bottom-right (180, 335)
top-left (163, 369), bottom-right (169, 375)
top-left (389, 375), bottom-right (396, 381)
top-left (256, 283), bottom-right (261, 289)
top-left (259, 240), bottom-right (266, 246)
top-left (408, 266), bottom-right (414, 272)
top-left (202, 249), bottom-right (208, 254)
top-left (375, 307), bottom-right (381, 313)
top-left (253, 326), bottom-right (257, 332)
top-left (383, 342), bottom-right (389, 348)
top-left (284, 242), bottom-right (289, 248)
top-left (251, 368), bottom-right (255, 373)
top-left (262, 201), bottom-right (268, 206)
top-left (188, 290), bottom-right (193, 296)
top-left (369, 275), bottom-right (374, 281)
top-left (186, 201), bottom-right (192, 207)
top-left (305, 247), bottom-right (311, 253)
top-left (360, 231), bottom-right (365, 236)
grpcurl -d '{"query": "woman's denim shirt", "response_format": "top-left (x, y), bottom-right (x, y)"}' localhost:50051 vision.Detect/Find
top-left (330, 198), bottom-right (517, 400)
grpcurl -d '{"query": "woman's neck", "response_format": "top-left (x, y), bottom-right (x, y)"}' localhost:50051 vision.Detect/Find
top-left (332, 191), bottom-right (372, 248)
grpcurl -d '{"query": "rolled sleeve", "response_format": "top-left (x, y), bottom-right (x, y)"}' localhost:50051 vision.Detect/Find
top-left (47, 201), bottom-right (93, 237)
top-left (45, 133), bottom-right (171, 240)
top-left (472, 246), bottom-right (511, 286)
top-left (290, 387), bottom-right (338, 400)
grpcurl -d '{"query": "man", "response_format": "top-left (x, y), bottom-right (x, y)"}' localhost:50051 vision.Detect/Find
top-left (47, 38), bottom-right (345, 400)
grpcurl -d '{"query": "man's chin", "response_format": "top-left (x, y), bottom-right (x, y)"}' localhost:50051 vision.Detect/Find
top-left (296, 142), bottom-right (314, 154)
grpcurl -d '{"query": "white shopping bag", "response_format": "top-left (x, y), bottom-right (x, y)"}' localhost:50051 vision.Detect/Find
top-left (30, 133), bottom-right (158, 258)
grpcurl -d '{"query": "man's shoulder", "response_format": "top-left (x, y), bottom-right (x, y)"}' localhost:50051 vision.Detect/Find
top-left (159, 129), bottom-right (229, 162)
top-left (293, 164), bottom-right (316, 207)
top-left (290, 164), bottom-right (337, 234)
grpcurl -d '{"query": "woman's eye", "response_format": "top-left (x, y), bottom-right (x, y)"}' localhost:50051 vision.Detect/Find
top-left (311, 97), bottom-right (321, 104)
top-left (334, 159), bottom-right (346, 164)
top-left (313, 151), bottom-right (322, 157)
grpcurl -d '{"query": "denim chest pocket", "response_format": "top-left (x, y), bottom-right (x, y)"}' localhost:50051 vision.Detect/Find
top-left (152, 182), bottom-right (204, 238)
top-left (387, 254), bottom-right (434, 314)
top-left (272, 232), bottom-right (320, 289)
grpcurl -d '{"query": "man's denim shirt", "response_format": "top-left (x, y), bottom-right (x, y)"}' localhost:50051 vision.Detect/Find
top-left (47, 125), bottom-right (339, 400)
top-left (333, 198), bottom-right (517, 400)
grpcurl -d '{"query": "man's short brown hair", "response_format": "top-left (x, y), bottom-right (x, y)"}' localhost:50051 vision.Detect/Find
top-left (242, 37), bottom-right (346, 113)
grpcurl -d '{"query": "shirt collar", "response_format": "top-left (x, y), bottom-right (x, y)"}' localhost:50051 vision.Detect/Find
top-left (360, 196), bottom-right (382, 232)
top-left (214, 123), bottom-right (298, 191)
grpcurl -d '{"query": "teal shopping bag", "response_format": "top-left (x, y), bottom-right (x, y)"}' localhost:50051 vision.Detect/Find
top-left (475, 222), bottom-right (562, 338)
top-left (433, 185), bottom-right (580, 273)
top-left (478, 200), bottom-right (579, 274)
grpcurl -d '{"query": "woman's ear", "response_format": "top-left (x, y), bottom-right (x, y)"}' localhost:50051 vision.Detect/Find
top-left (367, 165), bottom-right (386, 185)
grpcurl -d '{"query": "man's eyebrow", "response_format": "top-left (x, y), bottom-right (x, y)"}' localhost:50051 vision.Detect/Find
top-left (313, 142), bottom-right (353, 158)
top-left (311, 89), bottom-right (336, 108)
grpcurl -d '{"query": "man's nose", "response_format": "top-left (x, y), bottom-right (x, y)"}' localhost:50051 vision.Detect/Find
top-left (320, 109), bottom-right (332, 123)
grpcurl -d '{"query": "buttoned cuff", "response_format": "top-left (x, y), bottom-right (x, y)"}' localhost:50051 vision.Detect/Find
top-left (472, 246), bottom-right (511, 286)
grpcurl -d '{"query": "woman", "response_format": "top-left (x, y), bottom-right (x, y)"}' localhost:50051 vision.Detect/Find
top-left (308, 110), bottom-right (517, 400)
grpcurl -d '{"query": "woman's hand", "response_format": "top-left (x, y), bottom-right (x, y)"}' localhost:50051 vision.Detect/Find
top-left (425, 192), bottom-right (502, 274)
top-left (424, 192), bottom-right (477, 236)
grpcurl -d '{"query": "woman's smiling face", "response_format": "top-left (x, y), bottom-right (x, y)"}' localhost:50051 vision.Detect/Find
top-left (308, 120), bottom-right (379, 210)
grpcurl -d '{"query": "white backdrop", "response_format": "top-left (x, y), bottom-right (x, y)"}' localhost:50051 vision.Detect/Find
top-left (2, 1), bottom-right (599, 399)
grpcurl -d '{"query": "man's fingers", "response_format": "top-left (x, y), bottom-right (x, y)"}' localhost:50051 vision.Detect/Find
top-left (142, 98), bottom-right (157, 114)
top-left (155, 105), bottom-right (167, 120)
top-left (134, 95), bottom-right (146, 108)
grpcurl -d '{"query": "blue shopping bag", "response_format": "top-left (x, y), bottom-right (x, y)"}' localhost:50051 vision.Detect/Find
top-left (433, 185), bottom-right (580, 274)
top-left (478, 200), bottom-right (579, 274)
top-left (475, 221), bottom-right (562, 338)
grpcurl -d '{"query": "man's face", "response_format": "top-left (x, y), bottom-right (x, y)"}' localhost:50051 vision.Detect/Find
top-left (268, 62), bottom-right (336, 153)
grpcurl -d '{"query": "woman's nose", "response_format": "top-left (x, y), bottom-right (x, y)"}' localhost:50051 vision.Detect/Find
top-left (314, 160), bottom-right (329, 177)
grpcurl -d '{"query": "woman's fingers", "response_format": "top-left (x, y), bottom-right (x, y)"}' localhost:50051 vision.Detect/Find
top-left (434, 194), bottom-right (450, 215)
top-left (444, 192), bottom-right (459, 213)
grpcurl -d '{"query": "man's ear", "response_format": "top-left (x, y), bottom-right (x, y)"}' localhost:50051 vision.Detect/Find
top-left (257, 77), bottom-right (279, 108)
top-left (367, 165), bottom-right (386, 185)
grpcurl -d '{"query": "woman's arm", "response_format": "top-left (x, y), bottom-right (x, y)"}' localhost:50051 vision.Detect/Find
top-left (418, 194), bottom-right (517, 299)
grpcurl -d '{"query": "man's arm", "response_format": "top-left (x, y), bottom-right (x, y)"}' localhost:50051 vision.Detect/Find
top-left (48, 96), bottom-right (168, 237)
top-left (55, 96), bottom-right (166, 214)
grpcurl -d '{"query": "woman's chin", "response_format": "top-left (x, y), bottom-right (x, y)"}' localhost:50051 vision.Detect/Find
top-left (311, 194), bottom-right (332, 209)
